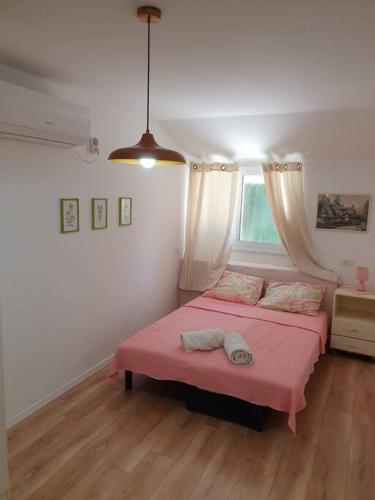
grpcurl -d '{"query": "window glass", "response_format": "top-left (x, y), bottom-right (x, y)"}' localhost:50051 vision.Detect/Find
top-left (240, 175), bottom-right (280, 244)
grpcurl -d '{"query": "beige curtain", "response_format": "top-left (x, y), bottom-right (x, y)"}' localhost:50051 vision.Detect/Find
top-left (179, 162), bottom-right (239, 291)
top-left (263, 162), bottom-right (338, 283)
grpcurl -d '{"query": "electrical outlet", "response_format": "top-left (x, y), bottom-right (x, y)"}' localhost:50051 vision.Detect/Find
top-left (342, 259), bottom-right (354, 267)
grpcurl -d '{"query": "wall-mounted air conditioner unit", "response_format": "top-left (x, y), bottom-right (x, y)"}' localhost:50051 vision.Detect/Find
top-left (0, 80), bottom-right (90, 148)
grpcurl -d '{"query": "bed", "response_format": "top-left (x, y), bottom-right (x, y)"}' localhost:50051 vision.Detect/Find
top-left (109, 294), bottom-right (328, 433)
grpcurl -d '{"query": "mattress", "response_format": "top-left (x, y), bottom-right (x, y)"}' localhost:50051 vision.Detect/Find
top-left (109, 296), bottom-right (328, 433)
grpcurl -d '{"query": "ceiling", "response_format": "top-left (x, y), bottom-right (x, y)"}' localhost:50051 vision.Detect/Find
top-left (159, 107), bottom-right (375, 163)
top-left (1, 0), bottom-right (375, 122)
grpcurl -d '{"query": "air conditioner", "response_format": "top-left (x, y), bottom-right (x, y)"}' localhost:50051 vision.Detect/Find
top-left (0, 80), bottom-right (91, 148)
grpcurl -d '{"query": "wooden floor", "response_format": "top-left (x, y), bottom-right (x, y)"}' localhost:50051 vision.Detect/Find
top-left (7, 352), bottom-right (375, 500)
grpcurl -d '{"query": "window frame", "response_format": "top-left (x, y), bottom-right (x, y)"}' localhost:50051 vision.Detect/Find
top-left (232, 165), bottom-right (286, 255)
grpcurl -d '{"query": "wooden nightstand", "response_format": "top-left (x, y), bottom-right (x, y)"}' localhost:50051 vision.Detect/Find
top-left (331, 286), bottom-right (375, 359)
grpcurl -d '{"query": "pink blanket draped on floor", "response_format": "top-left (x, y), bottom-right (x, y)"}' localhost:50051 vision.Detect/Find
top-left (109, 296), bottom-right (328, 433)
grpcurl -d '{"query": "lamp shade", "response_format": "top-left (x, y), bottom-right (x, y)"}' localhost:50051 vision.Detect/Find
top-left (356, 266), bottom-right (369, 282)
top-left (108, 132), bottom-right (185, 166)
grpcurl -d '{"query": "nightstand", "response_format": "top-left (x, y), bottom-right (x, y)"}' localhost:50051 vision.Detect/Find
top-left (331, 286), bottom-right (375, 359)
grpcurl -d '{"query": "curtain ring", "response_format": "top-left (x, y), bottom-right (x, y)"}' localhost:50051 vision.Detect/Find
top-left (210, 164), bottom-right (214, 170)
top-left (221, 164), bottom-right (226, 170)
top-left (193, 164), bottom-right (198, 170)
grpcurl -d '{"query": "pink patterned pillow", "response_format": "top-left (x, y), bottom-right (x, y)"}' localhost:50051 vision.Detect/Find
top-left (257, 281), bottom-right (326, 316)
top-left (204, 271), bottom-right (264, 306)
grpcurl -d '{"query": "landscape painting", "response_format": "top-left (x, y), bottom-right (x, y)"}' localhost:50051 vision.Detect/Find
top-left (316, 194), bottom-right (370, 232)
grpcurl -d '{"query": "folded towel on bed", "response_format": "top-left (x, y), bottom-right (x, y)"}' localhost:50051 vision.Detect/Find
top-left (224, 331), bottom-right (253, 364)
top-left (180, 329), bottom-right (225, 353)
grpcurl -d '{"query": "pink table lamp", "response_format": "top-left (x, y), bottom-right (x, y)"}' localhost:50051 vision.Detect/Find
top-left (356, 266), bottom-right (369, 292)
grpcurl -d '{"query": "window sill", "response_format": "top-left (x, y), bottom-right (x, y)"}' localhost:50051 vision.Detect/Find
top-left (228, 260), bottom-right (297, 272)
top-left (231, 242), bottom-right (286, 256)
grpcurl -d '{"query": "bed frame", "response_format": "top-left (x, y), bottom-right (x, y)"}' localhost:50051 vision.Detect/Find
top-left (124, 370), bottom-right (271, 431)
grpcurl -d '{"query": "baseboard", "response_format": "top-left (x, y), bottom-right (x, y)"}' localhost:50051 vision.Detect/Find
top-left (6, 354), bottom-right (113, 428)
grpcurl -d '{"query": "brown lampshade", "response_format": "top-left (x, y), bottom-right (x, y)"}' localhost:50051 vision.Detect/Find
top-left (108, 132), bottom-right (185, 166)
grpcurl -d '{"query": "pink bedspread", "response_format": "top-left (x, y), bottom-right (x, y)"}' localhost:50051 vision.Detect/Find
top-left (109, 297), bottom-right (328, 433)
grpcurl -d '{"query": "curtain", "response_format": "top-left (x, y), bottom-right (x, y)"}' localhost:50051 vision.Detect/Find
top-left (262, 162), bottom-right (338, 283)
top-left (179, 162), bottom-right (239, 291)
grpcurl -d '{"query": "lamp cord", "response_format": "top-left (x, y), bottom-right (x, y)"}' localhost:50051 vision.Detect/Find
top-left (146, 15), bottom-right (151, 133)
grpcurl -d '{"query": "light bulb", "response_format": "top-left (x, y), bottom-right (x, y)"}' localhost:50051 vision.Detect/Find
top-left (140, 158), bottom-right (155, 169)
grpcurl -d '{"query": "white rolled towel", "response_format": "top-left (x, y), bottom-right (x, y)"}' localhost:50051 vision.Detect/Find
top-left (224, 331), bottom-right (253, 365)
top-left (180, 329), bottom-right (225, 354)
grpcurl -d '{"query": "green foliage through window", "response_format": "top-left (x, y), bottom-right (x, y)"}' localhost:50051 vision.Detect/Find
top-left (240, 178), bottom-right (280, 244)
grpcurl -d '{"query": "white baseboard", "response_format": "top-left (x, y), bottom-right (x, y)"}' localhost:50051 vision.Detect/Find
top-left (6, 354), bottom-right (113, 428)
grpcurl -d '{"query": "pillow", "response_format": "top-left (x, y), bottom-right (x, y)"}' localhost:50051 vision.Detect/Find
top-left (204, 271), bottom-right (264, 306)
top-left (257, 281), bottom-right (326, 316)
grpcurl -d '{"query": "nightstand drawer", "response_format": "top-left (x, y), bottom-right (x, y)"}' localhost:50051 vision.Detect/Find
top-left (331, 334), bottom-right (375, 356)
top-left (331, 317), bottom-right (375, 342)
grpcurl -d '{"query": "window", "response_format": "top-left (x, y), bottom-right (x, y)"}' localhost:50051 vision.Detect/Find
top-left (240, 174), bottom-right (280, 244)
top-left (233, 166), bottom-right (284, 254)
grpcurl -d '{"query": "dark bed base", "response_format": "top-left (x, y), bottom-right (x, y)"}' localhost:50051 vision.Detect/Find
top-left (124, 370), bottom-right (271, 431)
top-left (186, 386), bottom-right (271, 431)
top-left (125, 370), bottom-right (133, 391)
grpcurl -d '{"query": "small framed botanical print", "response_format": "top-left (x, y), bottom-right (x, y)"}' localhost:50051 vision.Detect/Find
top-left (119, 197), bottom-right (132, 226)
top-left (60, 198), bottom-right (79, 233)
top-left (91, 198), bottom-right (108, 230)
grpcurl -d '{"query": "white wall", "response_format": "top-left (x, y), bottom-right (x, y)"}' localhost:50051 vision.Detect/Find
top-left (161, 109), bottom-right (375, 287)
top-left (305, 161), bottom-right (375, 286)
top-left (0, 71), bottom-right (187, 424)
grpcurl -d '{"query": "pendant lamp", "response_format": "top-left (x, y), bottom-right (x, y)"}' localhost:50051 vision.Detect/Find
top-left (108, 6), bottom-right (185, 167)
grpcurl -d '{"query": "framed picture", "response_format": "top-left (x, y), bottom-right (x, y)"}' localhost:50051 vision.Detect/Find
top-left (91, 198), bottom-right (108, 230)
top-left (119, 197), bottom-right (132, 226)
top-left (60, 198), bottom-right (79, 233)
top-left (316, 194), bottom-right (370, 232)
